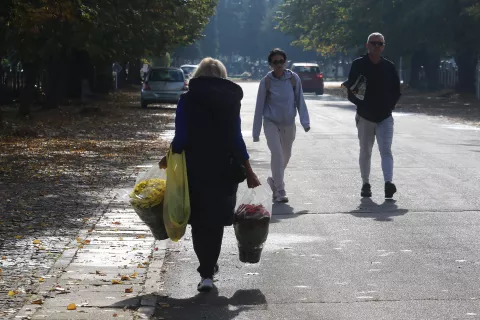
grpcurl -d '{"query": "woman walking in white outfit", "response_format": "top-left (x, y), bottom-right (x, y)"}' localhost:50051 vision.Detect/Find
top-left (253, 48), bottom-right (310, 202)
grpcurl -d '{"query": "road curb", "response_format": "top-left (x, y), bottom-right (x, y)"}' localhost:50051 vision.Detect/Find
top-left (14, 169), bottom-right (169, 320)
top-left (13, 185), bottom-right (120, 320)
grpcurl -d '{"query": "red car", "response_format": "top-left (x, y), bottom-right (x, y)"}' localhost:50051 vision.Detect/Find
top-left (291, 63), bottom-right (324, 95)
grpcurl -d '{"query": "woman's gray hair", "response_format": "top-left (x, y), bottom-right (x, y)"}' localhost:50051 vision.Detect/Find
top-left (192, 57), bottom-right (227, 79)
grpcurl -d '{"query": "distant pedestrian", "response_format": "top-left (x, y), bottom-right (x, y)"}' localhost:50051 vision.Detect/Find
top-left (343, 32), bottom-right (401, 199)
top-left (253, 48), bottom-right (310, 203)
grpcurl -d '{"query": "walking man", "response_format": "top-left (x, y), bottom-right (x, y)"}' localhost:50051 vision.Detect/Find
top-left (343, 33), bottom-right (401, 198)
top-left (253, 48), bottom-right (310, 203)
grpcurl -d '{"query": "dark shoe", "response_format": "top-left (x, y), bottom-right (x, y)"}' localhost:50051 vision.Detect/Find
top-left (385, 182), bottom-right (397, 199)
top-left (361, 183), bottom-right (372, 198)
top-left (197, 278), bottom-right (214, 292)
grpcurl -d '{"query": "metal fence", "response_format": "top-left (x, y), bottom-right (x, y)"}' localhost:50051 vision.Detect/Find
top-left (439, 58), bottom-right (480, 100)
top-left (439, 60), bottom-right (458, 89)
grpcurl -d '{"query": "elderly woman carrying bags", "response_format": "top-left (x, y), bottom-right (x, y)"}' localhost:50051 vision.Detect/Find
top-left (160, 58), bottom-right (260, 292)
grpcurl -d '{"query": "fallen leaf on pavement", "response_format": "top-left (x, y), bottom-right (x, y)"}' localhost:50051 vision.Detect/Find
top-left (125, 287), bottom-right (133, 293)
top-left (82, 240), bottom-right (91, 245)
top-left (113, 313), bottom-right (118, 317)
top-left (119, 237), bottom-right (124, 241)
top-left (2, 256), bottom-right (6, 260)
top-left (32, 239), bottom-right (41, 244)
top-left (111, 279), bottom-right (123, 284)
top-left (87, 229), bottom-right (93, 233)
top-left (67, 303), bottom-right (76, 310)
top-left (112, 221), bottom-right (121, 225)
top-left (136, 235), bottom-right (145, 239)
top-left (130, 272), bottom-right (138, 278)
top-left (39, 278), bottom-right (45, 282)
top-left (76, 237), bottom-right (82, 243)
top-left (121, 275), bottom-right (130, 281)
top-left (8, 290), bottom-right (19, 297)
top-left (32, 299), bottom-right (43, 305)
top-left (136, 264), bottom-right (146, 268)
top-left (15, 235), bottom-right (23, 239)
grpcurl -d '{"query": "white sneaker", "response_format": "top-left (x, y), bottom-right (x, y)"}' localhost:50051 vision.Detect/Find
top-left (197, 278), bottom-right (214, 292)
top-left (267, 177), bottom-right (277, 199)
top-left (274, 190), bottom-right (289, 203)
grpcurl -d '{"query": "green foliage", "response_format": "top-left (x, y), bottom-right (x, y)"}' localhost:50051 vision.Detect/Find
top-left (2, 0), bottom-right (217, 63)
top-left (277, 0), bottom-right (480, 57)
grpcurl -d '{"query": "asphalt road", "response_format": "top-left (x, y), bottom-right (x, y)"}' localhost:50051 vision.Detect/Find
top-left (155, 82), bottom-right (480, 320)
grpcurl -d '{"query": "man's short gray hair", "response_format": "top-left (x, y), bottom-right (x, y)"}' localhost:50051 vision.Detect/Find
top-left (367, 32), bottom-right (385, 42)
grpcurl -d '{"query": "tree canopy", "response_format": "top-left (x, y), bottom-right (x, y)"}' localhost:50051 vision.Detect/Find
top-left (277, 0), bottom-right (480, 92)
top-left (0, 0), bottom-right (217, 112)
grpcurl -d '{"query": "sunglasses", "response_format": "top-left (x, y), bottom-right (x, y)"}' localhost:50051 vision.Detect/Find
top-left (272, 59), bottom-right (285, 65)
top-left (369, 41), bottom-right (385, 47)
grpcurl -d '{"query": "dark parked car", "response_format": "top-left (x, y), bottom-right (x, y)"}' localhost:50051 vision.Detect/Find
top-left (291, 63), bottom-right (324, 95)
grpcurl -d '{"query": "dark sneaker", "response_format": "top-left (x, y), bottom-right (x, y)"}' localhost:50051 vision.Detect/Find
top-left (197, 278), bottom-right (214, 292)
top-left (385, 182), bottom-right (397, 199)
top-left (361, 183), bottom-right (372, 198)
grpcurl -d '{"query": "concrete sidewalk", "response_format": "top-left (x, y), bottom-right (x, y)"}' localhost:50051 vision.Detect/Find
top-left (14, 167), bottom-right (169, 320)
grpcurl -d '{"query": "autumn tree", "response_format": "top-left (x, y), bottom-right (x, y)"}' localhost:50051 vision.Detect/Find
top-left (277, 0), bottom-right (480, 92)
top-left (1, 0), bottom-right (217, 115)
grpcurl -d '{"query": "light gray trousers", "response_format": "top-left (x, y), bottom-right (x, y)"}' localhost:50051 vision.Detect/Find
top-left (356, 114), bottom-right (394, 184)
top-left (264, 119), bottom-right (296, 192)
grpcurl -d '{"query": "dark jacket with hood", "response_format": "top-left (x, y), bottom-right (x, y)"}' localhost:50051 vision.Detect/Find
top-left (171, 76), bottom-right (248, 227)
top-left (345, 54), bottom-right (401, 123)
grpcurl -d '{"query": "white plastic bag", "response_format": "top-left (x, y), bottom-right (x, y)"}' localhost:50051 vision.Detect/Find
top-left (129, 164), bottom-right (168, 240)
top-left (235, 187), bottom-right (272, 220)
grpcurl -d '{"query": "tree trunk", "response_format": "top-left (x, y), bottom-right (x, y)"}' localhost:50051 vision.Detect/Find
top-left (424, 53), bottom-right (441, 90)
top-left (92, 60), bottom-right (112, 94)
top-left (67, 51), bottom-right (83, 99)
top-left (18, 62), bottom-right (38, 116)
top-left (455, 50), bottom-right (477, 93)
top-left (409, 50), bottom-right (427, 89)
top-left (45, 60), bottom-right (61, 109)
top-left (45, 52), bottom-right (69, 109)
top-left (127, 59), bottom-right (142, 85)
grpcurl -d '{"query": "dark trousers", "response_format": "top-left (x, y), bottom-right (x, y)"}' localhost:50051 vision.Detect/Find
top-left (191, 224), bottom-right (225, 278)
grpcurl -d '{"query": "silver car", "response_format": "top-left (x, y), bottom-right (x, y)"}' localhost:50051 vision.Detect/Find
top-left (141, 68), bottom-right (188, 108)
top-left (180, 64), bottom-right (198, 79)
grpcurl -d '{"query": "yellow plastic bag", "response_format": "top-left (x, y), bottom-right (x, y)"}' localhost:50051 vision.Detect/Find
top-left (163, 148), bottom-right (191, 242)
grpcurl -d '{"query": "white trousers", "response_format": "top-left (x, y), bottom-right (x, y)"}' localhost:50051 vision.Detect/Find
top-left (264, 120), bottom-right (296, 192)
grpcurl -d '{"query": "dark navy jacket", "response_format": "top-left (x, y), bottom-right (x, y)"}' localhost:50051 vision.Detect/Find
top-left (171, 76), bottom-right (248, 226)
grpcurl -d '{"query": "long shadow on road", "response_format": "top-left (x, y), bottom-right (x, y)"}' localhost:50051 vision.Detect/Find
top-left (150, 289), bottom-right (268, 320)
top-left (270, 202), bottom-right (309, 224)
top-left (348, 198), bottom-right (409, 222)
